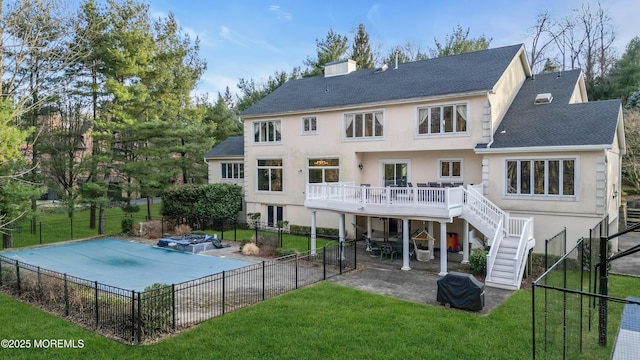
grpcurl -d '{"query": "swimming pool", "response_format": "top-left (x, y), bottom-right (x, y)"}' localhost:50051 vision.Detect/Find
top-left (1, 239), bottom-right (251, 291)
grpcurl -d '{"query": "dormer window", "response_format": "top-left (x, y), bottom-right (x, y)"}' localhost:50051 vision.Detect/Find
top-left (534, 93), bottom-right (553, 105)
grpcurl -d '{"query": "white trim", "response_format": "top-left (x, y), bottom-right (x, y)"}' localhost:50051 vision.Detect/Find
top-left (502, 155), bottom-right (580, 200)
top-left (342, 109), bottom-right (385, 142)
top-left (306, 155), bottom-right (341, 184)
top-left (241, 90), bottom-right (487, 120)
top-left (378, 159), bottom-right (412, 187)
top-left (476, 144), bottom-right (612, 154)
top-left (415, 101), bottom-right (470, 137)
top-left (301, 115), bottom-right (318, 135)
top-left (219, 161), bottom-right (245, 181)
top-left (255, 158), bottom-right (284, 193)
top-left (437, 158), bottom-right (464, 181)
top-left (251, 119), bottom-right (282, 144)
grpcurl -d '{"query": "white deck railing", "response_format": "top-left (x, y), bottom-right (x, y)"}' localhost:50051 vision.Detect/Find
top-left (306, 182), bottom-right (463, 209)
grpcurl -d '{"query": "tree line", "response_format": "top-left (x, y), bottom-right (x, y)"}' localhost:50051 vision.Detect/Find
top-left (1, 0), bottom-right (639, 247)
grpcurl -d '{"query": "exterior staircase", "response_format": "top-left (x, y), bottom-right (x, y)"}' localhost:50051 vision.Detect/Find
top-left (462, 185), bottom-right (535, 290)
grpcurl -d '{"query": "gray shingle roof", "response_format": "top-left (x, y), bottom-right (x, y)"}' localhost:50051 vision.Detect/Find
top-left (241, 44), bottom-right (525, 117)
top-left (487, 70), bottom-right (621, 149)
top-left (204, 136), bottom-right (244, 158)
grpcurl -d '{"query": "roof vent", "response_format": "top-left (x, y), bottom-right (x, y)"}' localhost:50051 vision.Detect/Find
top-left (534, 93), bottom-right (553, 105)
top-left (374, 64), bottom-right (388, 73)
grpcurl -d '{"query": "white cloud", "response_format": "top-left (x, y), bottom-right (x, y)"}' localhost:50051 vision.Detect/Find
top-left (218, 25), bottom-right (283, 54)
top-left (269, 5), bottom-right (292, 20)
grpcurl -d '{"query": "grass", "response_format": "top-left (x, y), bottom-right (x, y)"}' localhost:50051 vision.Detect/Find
top-left (1, 275), bottom-right (639, 359)
top-left (8, 204), bottom-right (163, 249)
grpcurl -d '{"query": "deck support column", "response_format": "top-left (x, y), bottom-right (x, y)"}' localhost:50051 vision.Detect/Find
top-left (462, 220), bottom-right (469, 264)
top-left (428, 221), bottom-right (435, 259)
top-left (401, 219), bottom-right (411, 271)
top-left (310, 211), bottom-right (317, 255)
top-left (439, 221), bottom-right (448, 276)
top-left (366, 216), bottom-right (372, 238)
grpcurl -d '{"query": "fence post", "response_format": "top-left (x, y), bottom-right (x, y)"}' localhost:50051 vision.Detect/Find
top-left (598, 236), bottom-right (608, 346)
top-left (130, 290), bottom-right (135, 342)
top-left (234, 220), bottom-right (237, 242)
top-left (16, 261), bottom-right (20, 295)
top-left (295, 255), bottom-right (299, 290)
top-left (71, 218), bottom-right (74, 240)
top-left (0, 258), bottom-right (2, 286)
top-left (39, 222), bottom-right (42, 244)
top-left (137, 292), bottom-right (142, 344)
top-left (222, 270), bottom-right (225, 315)
top-left (172, 284), bottom-right (176, 332)
top-left (262, 261), bottom-right (265, 301)
top-left (220, 219), bottom-right (225, 241)
top-left (532, 283), bottom-right (536, 359)
top-left (64, 274), bottom-right (69, 316)
top-left (94, 281), bottom-right (99, 327)
top-left (323, 247), bottom-right (326, 280)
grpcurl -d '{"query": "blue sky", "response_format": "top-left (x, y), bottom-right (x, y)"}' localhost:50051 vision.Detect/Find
top-left (148, 0), bottom-right (640, 100)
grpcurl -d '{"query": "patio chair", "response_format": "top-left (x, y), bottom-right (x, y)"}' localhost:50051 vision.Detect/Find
top-left (364, 237), bottom-right (382, 257)
top-left (379, 242), bottom-right (397, 261)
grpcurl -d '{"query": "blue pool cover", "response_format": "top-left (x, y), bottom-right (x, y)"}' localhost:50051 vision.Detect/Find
top-left (1, 239), bottom-right (251, 291)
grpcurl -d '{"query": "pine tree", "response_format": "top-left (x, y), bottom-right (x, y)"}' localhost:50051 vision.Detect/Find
top-left (351, 23), bottom-right (374, 69)
top-left (303, 28), bottom-right (348, 77)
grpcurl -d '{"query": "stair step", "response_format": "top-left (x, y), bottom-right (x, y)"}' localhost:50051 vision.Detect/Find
top-left (493, 264), bottom-right (514, 273)
top-left (494, 258), bottom-right (515, 266)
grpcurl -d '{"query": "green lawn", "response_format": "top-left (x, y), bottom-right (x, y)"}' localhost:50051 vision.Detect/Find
top-left (1, 275), bottom-right (639, 359)
top-left (8, 204), bottom-right (163, 249)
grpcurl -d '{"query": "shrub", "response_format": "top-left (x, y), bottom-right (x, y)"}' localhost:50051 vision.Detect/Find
top-left (141, 283), bottom-right (173, 338)
top-left (241, 242), bottom-right (260, 256)
top-left (469, 248), bottom-right (487, 275)
top-left (174, 224), bottom-right (192, 235)
top-left (121, 216), bottom-right (134, 234)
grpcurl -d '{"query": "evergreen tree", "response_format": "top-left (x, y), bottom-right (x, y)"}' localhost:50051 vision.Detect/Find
top-left (303, 28), bottom-right (348, 77)
top-left (541, 58), bottom-right (559, 73)
top-left (430, 25), bottom-right (491, 58)
top-left (351, 23), bottom-right (374, 69)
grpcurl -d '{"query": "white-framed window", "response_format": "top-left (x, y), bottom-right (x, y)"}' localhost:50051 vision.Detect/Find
top-left (439, 159), bottom-right (463, 180)
top-left (308, 158), bottom-right (339, 183)
top-left (221, 162), bottom-right (244, 180)
top-left (344, 110), bottom-right (384, 139)
top-left (505, 158), bottom-right (576, 197)
top-left (257, 159), bottom-right (283, 192)
top-left (417, 103), bottom-right (467, 135)
top-left (302, 116), bottom-right (317, 134)
top-left (253, 120), bottom-right (281, 143)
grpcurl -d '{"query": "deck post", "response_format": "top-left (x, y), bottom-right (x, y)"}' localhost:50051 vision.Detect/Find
top-left (462, 220), bottom-right (470, 264)
top-left (401, 219), bottom-right (411, 271)
top-left (439, 221), bottom-right (448, 276)
top-left (428, 221), bottom-right (435, 259)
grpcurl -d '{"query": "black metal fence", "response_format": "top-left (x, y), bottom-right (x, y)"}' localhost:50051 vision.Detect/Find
top-left (531, 217), bottom-right (640, 359)
top-left (0, 240), bottom-right (357, 344)
top-left (544, 228), bottom-right (566, 271)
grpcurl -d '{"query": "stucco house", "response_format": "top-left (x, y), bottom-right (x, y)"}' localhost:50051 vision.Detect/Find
top-left (205, 44), bottom-right (625, 290)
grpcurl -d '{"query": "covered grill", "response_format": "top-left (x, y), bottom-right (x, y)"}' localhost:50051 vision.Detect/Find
top-left (436, 271), bottom-right (485, 311)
